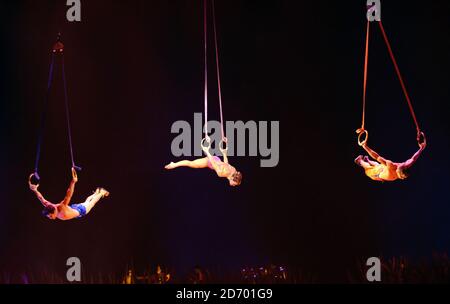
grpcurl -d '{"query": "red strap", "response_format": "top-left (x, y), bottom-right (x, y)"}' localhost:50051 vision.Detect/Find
top-left (361, 21), bottom-right (370, 131)
top-left (378, 21), bottom-right (421, 135)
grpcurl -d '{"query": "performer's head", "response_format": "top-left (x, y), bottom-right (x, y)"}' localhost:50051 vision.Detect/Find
top-left (229, 170), bottom-right (242, 186)
top-left (42, 205), bottom-right (57, 220)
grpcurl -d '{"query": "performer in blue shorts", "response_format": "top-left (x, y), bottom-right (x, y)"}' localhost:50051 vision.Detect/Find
top-left (28, 168), bottom-right (109, 221)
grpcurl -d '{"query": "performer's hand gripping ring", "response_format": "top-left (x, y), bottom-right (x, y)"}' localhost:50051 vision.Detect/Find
top-left (201, 137), bottom-right (211, 152)
top-left (219, 137), bottom-right (228, 154)
top-left (29, 172), bottom-right (40, 187)
top-left (417, 131), bottom-right (426, 147)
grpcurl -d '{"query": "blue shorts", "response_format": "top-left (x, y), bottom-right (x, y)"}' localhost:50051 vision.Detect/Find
top-left (70, 204), bottom-right (87, 218)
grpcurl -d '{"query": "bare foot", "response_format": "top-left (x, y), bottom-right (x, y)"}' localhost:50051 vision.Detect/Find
top-left (354, 155), bottom-right (363, 164)
top-left (165, 162), bottom-right (176, 170)
top-left (98, 188), bottom-right (110, 198)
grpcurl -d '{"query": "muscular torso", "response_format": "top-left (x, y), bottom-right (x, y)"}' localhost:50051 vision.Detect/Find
top-left (213, 161), bottom-right (234, 178)
top-left (365, 161), bottom-right (400, 182)
top-left (51, 203), bottom-right (79, 221)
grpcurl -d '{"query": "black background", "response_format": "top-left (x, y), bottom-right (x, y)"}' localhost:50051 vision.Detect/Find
top-left (0, 0), bottom-right (449, 282)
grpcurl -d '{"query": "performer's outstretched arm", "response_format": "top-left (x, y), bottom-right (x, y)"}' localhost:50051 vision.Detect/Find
top-left (222, 150), bottom-right (229, 164)
top-left (61, 168), bottom-right (78, 206)
top-left (32, 188), bottom-right (51, 207)
top-left (29, 175), bottom-right (51, 207)
top-left (362, 144), bottom-right (387, 165)
top-left (403, 142), bottom-right (426, 169)
top-left (61, 181), bottom-right (75, 206)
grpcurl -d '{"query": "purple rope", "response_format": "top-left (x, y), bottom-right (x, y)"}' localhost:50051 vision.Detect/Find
top-left (212, 0), bottom-right (225, 140)
top-left (203, 0), bottom-right (209, 139)
top-left (62, 55), bottom-right (80, 171)
top-left (33, 53), bottom-right (55, 180)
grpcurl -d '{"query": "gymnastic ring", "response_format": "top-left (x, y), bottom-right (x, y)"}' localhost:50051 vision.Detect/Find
top-left (358, 129), bottom-right (368, 146)
top-left (201, 137), bottom-right (211, 151)
top-left (29, 173), bottom-right (40, 187)
top-left (417, 131), bottom-right (426, 146)
top-left (219, 137), bottom-right (228, 153)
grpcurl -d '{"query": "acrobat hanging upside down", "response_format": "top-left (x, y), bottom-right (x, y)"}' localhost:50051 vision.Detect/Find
top-left (354, 18), bottom-right (429, 182)
top-left (165, 138), bottom-right (242, 187)
top-left (355, 131), bottom-right (427, 182)
top-left (28, 168), bottom-right (109, 220)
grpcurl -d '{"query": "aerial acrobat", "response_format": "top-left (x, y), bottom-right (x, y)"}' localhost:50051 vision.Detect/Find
top-left (165, 0), bottom-right (242, 186)
top-left (165, 140), bottom-right (242, 187)
top-left (29, 168), bottom-right (109, 220)
top-left (29, 33), bottom-right (110, 219)
top-left (354, 15), bottom-right (427, 182)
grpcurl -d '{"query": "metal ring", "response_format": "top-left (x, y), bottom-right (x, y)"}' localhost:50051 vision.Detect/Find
top-left (201, 137), bottom-right (211, 150)
top-left (219, 137), bottom-right (228, 153)
top-left (417, 131), bottom-right (426, 146)
top-left (358, 129), bottom-right (369, 146)
top-left (29, 173), bottom-right (40, 187)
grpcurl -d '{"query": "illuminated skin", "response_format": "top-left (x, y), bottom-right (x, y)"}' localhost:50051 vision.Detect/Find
top-left (165, 146), bottom-right (241, 186)
top-left (28, 168), bottom-right (109, 220)
top-left (355, 139), bottom-right (426, 181)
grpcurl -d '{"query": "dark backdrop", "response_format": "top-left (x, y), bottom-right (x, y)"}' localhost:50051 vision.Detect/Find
top-left (0, 0), bottom-right (449, 282)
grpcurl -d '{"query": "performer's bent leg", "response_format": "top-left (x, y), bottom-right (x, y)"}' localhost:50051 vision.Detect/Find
top-left (165, 158), bottom-right (209, 169)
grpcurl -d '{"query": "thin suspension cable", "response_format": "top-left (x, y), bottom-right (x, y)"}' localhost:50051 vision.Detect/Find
top-left (203, 0), bottom-right (209, 138)
top-left (361, 21), bottom-right (370, 131)
top-left (61, 55), bottom-right (78, 169)
top-left (212, 0), bottom-right (225, 140)
top-left (34, 53), bottom-right (56, 178)
top-left (378, 21), bottom-right (421, 134)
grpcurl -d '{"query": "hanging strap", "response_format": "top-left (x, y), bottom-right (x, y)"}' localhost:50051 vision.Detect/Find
top-left (202, 0), bottom-right (228, 153)
top-left (360, 20), bottom-right (370, 132)
top-left (33, 53), bottom-right (55, 181)
top-left (62, 54), bottom-right (81, 171)
top-left (357, 20), bottom-right (371, 146)
top-left (212, 0), bottom-right (227, 146)
top-left (203, 0), bottom-right (209, 144)
top-left (32, 34), bottom-right (80, 182)
top-left (358, 20), bottom-right (424, 145)
top-left (378, 21), bottom-right (422, 140)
